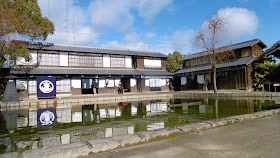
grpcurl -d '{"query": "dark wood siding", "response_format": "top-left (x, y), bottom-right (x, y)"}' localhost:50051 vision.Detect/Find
top-left (161, 59), bottom-right (167, 70)
top-left (246, 64), bottom-right (253, 91)
top-left (137, 57), bottom-right (144, 69)
top-left (252, 44), bottom-right (264, 57)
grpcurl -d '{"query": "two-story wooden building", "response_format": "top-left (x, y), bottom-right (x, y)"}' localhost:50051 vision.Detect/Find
top-left (176, 39), bottom-right (266, 91)
top-left (3, 42), bottom-right (173, 99)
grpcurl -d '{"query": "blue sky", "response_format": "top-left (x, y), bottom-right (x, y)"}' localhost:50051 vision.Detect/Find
top-left (37, 0), bottom-right (280, 55)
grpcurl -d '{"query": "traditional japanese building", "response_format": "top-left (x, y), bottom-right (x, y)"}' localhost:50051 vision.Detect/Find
top-left (176, 39), bottom-right (267, 91)
top-left (265, 40), bottom-right (280, 58)
top-left (1, 42), bottom-right (173, 99)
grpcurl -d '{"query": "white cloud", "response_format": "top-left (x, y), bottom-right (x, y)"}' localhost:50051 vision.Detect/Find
top-left (88, 0), bottom-right (135, 31)
top-left (216, 7), bottom-right (259, 40)
top-left (102, 32), bottom-right (149, 50)
top-left (173, 30), bottom-right (195, 53)
top-left (137, 0), bottom-right (173, 23)
top-left (88, 0), bottom-right (173, 31)
top-left (37, 0), bottom-right (98, 45)
top-left (145, 32), bottom-right (156, 39)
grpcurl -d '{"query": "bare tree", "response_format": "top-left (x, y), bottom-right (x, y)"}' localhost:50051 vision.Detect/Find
top-left (194, 16), bottom-right (235, 93)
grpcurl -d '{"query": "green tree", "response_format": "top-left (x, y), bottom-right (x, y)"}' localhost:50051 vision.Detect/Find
top-left (167, 51), bottom-right (186, 73)
top-left (253, 55), bottom-right (279, 92)
top-left (0, 0), bottom-right (55, 66)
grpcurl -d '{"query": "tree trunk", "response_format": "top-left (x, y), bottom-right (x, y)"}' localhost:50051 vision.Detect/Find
top-left (213, 67), bottom-right (218, 93)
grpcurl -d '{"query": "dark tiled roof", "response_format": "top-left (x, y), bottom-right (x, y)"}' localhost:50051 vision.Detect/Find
top-left (182, 39), bottom-right (266, 60)
top-left (264, 40), bottom-right (280, 57)
top-left (137, 69), bottom-right (174, 76)
top-left (176, 56), bottom-right (255, 74)
top-left (26, 42), bottom-right (167, 58)
top-left (11, 67), bottom-right (141, 75)
top-left (11, 67), bottom-right (173, 76)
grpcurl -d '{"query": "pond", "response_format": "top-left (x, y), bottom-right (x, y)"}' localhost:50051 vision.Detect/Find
top-left (0, 96), bottom-right (280, 154)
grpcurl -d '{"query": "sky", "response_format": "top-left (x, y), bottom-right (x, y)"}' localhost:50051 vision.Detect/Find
top-left (37, 0), bottom-right (280, 55)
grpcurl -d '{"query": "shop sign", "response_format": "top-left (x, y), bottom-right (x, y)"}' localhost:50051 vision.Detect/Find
top-left (37, 76), bottom-right (56, 98)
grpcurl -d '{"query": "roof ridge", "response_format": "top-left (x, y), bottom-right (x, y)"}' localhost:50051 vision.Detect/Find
top-left (189, 39), bottom-right (259, 56)
top-left (54, 43), bottom-right (126, 51)
top-left (27, 41), bottom-right (159, 54)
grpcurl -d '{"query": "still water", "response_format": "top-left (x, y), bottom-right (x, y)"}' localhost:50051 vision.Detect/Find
top-left (0, 97), bottom-right (279, 154)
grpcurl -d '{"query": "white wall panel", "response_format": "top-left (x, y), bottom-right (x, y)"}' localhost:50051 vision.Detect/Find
top-left (197, 75), bottom-right (204, 84)
top-left (107, 79), bottom-right (115, 87)
top-left (181, 77), bottom-right (187, 85)
top-left (125, 56), bottom-right (132, 68)
top-left (145, 79), bottom-right (150, 86)
top-left (144, 59), bottom-right (161, 68)
top-left (161, 79), bottom-right (166, 86)
top-left (59, 52), bottom-right (68, 66)
top-left (103, 55), bottom-right (110, 67)
top-left (130, 78), bottom-right (136, 87)
top-left (99, 79), bottom-right (106, 88)
top-left (71, 79), bottom-right (81, 88)
top-left (115, 79), bottom-right (121, 86)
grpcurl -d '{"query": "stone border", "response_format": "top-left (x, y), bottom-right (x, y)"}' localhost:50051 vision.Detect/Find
top-left (2, 108), bottom-right (280, 158)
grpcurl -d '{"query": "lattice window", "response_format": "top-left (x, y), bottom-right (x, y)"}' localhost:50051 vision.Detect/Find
top-left (28, 80), bottom-right (37, 93)
top-left (144, 59), bottom-right (161, 69)
top-left (111, 56), bottom-right (125, 67)
top-left (38, 52), bottom-right (59, 66)
top-left (69, 53), bottom-right (103, 67)
top-left (56, 79), bottom-right (71, 92)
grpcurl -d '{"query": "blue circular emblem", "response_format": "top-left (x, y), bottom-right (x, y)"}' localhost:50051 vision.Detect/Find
top-left (39, 80), bottom-right (54, 93)
top-left (40, 110), bottom-right (55, 125)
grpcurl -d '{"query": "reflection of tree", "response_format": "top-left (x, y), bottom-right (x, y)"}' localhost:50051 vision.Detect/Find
top-left (215, 98), bottom-right (219, 119)
top-left (254, 100), bottom-right (264, 112)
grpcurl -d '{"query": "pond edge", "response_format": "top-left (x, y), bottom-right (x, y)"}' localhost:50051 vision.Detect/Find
top-left (1, 108), bottom-right (280, 158)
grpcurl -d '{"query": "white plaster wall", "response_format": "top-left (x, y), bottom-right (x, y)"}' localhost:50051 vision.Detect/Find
top-left (161, 79), bottom-right (166, 86)
top-left (71, 79), bottom-right (81, 88)
top-left (115, 79), bottom-right (120, 86)
top-left (103, 55), bottom-right (110, 67)
top-left (107, 79), bottom-right (115, 87)
top-left (130, 78), bottom-right (136, 87)
top-left (145, 79), bottom-right (150, 86)
top-left (16, 50), bottom-right (37, 65)
top-left (144, 59), bottom-right (161, 68)
top-left (59, 52), bottom-right (68, 66)
top-left (181, 77), bottom-right (187, 85)
top-left (197, 75), bottom-right (204, 84)
top-left (125, 56), bottom-right (132, 68)
top-left (99, 79), bottom-right (106, 88)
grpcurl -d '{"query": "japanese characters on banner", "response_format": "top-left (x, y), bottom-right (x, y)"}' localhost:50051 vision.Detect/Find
top-left (37, 108), bottom-right (57, 127)
top-left (36, 76), bottom-right (56, 98)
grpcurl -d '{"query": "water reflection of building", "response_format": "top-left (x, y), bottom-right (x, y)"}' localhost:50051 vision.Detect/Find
top-left (57, 108), bottom-right (71, 123)
top-left (146, 102), bottom-right (168, 116)
top-left (147, 122), bottom-right (165, 131)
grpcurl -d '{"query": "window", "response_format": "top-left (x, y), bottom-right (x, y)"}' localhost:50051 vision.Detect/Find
top-left (111, 56), bottom-right (125, 67)
top-left (56, 79), bottom-right (71, 92)
top-left (69, 53), bottom-right (103, 67)
top-left (28, 80), bottom-right (37, 93)
top-left (38, 52), bottom-right (59, 66)
top-left (144, 59), bottom-right (161, 69)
